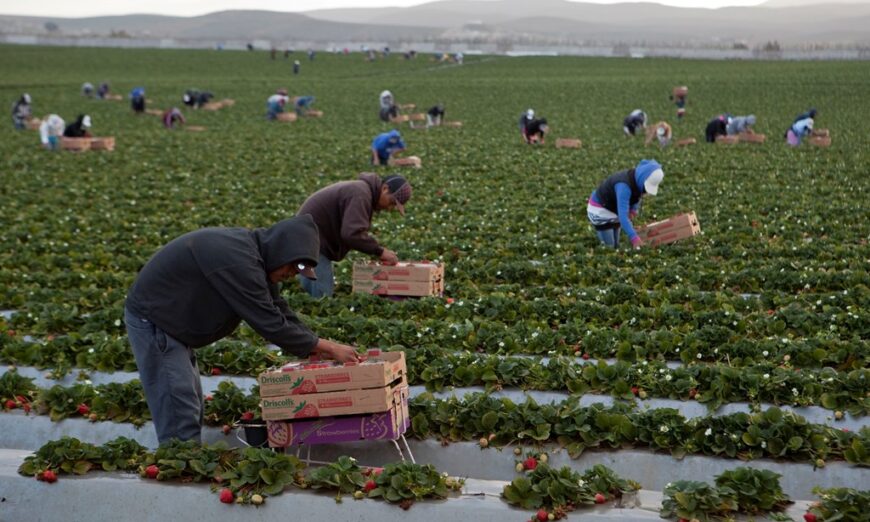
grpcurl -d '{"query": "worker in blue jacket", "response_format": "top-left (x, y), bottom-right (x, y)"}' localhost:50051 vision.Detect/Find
top-left (587, 159), bottom-right (665, 249)
top-left (371, 129), bottom-right (406, 165)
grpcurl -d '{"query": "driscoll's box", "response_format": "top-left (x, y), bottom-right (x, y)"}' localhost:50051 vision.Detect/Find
top-left (352, 279), bottom-right (443, 297)
top-left (260, 379), bottom-right (408, 421)
top-left (352, 261), bottom-right (444, 282)
top-left (267, 387), bottom-right (410, 447)
top-left (258, 351), bottom-right (406, 397)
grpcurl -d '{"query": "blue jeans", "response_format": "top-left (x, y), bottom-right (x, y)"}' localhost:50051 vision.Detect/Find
top-left (299, 253), bottom-right (335, 297)
top-left (595, 227), bottom-right (621, 248)
top-left (125, 307), bottom-right (203, 444)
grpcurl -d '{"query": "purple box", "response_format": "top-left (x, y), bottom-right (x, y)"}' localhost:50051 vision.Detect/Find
top-left (267, 390), bottom-right (410, 447)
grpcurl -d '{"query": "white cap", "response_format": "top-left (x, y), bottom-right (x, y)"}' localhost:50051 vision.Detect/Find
top-left (644, 169), bottom-right (664, 196)
top-left (23, 93), bottom-right (31, 104)
top-left (526, 109), bottom-right (534, 119)
top-left (656, 126), bottom-right (667, 137)
top-left (82, 115), bottom-right (92, 128)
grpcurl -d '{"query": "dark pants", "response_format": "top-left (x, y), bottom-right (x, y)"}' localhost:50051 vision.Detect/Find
top-left (125, 307), bottom-right (203, 444)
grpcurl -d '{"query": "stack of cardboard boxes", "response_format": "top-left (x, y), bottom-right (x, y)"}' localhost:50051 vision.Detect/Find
top-left (352, 261), bottom-right (444, 297)
top-left (258, 351), bottom-right (409, 448)
top-left (636, 211), bottom-right (701, 246)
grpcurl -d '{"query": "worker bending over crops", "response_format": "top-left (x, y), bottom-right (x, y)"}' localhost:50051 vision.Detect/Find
top-left (587, 159), bottom-right (665, 249)
top-left (296, 173), bottom-right (412, 297)
top-left (125, 215), bottom-right (360, 444)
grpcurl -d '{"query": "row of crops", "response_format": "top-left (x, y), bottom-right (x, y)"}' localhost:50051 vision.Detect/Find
top-left (1, 44), bottom-right (868, 519)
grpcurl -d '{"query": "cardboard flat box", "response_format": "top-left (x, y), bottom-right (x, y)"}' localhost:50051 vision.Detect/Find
top-left (353, 261), bottom-right (444, 282)
top-left (676, 138), bottom-right (696, 147)
top-left (391, 114), bottom-right (410, 123)
top-left (185, 125), bottom-right (206, 132)
top-left (61, 137), bottom-right (91, 151)
top-left (716, 135), bottom-right (739, 145)
top-left (304, 110), bottom-right (324, 118)
top-left (443, 121), bottom-right (463, 128)
top-left (276, 112), bottom-right (297, 122)
top-left (89, 137), bottom-right (115, 151)
top-left (408, 113), bottom-right (426, 121)
top-left (145, 109), bottom-right (163, 116)
top-left (390, 156), bottom-right (421, 168)
top-left (555, 138), bottom-right (582, 149)
top-left (260, 380), bottom-right (407, 421)
top-left (258, 351), bottom-right (406, 397)
top-left (738, 133), bottom-right (766, 144)
top-left (810, 135), bottom-right (831, 147)
top-left (267, 388), bottom-right (410, 447)
top-left (673, 86), bottom-right (688, 97)
top-left (26, 118), bottom-right (42, 130)
top-left (352, 279), bottom-right (443, 297)
top-left (637, 212), bottom-right (701, 246)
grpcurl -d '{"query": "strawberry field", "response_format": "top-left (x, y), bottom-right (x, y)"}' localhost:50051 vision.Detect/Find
top-left (1, 44), bottom-right (868, 521)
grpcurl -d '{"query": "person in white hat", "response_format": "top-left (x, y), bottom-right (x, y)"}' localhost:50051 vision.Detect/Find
top-left (11, 93), bottom-right (32, 130)
top-left (63, 114), bottom-right (92, 138)
top-left (39, 114), bottom-right (65, 149)
top-left (587, 159), bottom-right (664, 249)
top-left (518, 108), bottom-right (536, 142)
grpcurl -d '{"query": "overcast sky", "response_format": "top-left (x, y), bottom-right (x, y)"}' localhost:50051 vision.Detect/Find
top-left (3, 0), bottom-right (769, 18)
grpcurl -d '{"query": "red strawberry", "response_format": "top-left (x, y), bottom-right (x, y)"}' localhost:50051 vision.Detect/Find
top-left (6, 330), bottom-right (15, 336)
top-left (5, 399), bottom-right (17, 409)
top-left (582, 353), bottom-right (590, 360)
top-left (145, 465), bottom-right (159, 479)
top-left (293, 403), bottom-right (319, 419)
top-left (364, 479), bottom-right (377, 492)
top-left (211, 368), bottom-right (221, 376)
top-left (445, 297), bottom-right (455, 304)
top-left (594, 492), bottom-right (606, 504)
top-left (22, 402), bottom-right (31, 413)
top-left (221, 424), bottom-right (232, 435)
top-left (688, 388), bottom-right (698, 399)
top-left (219, 488), bottom-right (234, 504)
top-left (631, 386), bottom-right (639, 396)
top-left (523, 456), bottom-right (538, 471)
top-left (41, 470), bottom-right (58, 483)
top-left (76, 403), bottom-right (90, 415)
top-left (803, 513), bottom-right (817, 522)
top-left (205, 395), bottom-right (213, 401)
top-left (371, 467), bottom-right (383, 476)
top-left (536, 509), bottom-right (549, 522)
top-left (290, 380), bottom-right (318, 395)
top-left (240, 411), bottom-right (255, 422)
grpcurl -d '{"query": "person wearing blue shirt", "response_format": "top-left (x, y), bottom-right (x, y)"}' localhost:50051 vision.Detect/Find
top-left (587, 159), bottom-right (665, 249)
top-left (786, 108), bottom-right (816, 146)
top-left (294, 95), bottom-right (316, 116)
top-left (371, 130), bottom-right (406, 166)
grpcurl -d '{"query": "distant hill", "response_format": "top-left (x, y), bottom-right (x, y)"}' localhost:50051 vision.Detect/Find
top-left (2, 1), bottom-right (870, 47)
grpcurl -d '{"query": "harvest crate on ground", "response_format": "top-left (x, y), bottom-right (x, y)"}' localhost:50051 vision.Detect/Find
top-left (555, 138), bottom-right (582, 148)
top-left (636, 211), bottom-right (701, 246)
top-left (352, 261), bottom-right (444, 296)
top-left (60, 137), bottom-right (90, 151)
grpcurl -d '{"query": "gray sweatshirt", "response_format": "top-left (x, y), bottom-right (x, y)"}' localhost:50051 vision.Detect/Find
top-left (126, 216), bottom-right (320, 353)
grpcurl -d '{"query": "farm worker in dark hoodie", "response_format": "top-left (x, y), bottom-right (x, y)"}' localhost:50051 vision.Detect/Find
top-left (296, 173), bottom-right (412, 297)
top-left (63, 114), bottom-right (92, 138)
top-left (125, 215), bottom-right (360, 444)
top-left (130, 87), bottom-right (146, 114)
top-left (11, 93), bottom-right (32, 130)
top-left (587, 159), bottom-right (664, 249)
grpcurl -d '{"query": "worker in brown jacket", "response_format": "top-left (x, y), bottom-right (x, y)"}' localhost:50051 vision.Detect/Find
top-left (296, 173), bottom-right (412, 297)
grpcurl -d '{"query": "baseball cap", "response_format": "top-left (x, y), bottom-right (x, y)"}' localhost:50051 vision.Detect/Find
top-left (383, 175), bottom-right (412, 216)
top-left (294, 261), bottom-right (317, 280)
top-left (82, 115), bottom-right (92, 128)
top-left (644, 169), bottom-right (664, 196)
top-left (526, 109), bottom-right (534, 119)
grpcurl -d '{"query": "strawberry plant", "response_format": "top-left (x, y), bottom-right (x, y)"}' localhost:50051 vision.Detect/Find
top-left (365, 461), bottom-right (463, 509)
top-left (216, 446), bottom-right (305, 499)
top-left (808, 486), bottom-right (870, 522)
top-left (502, 463), bottom-right (639, 515)
top-left (306, 455), bottom-right (367, 501)
top-left (141, 439), bottom-right (235, 483)
top-left (660, 480), bottom-right (737, 521)
top-left (203, 381), bottom-right (260, 426)
top-left (713, 467), bottom-right (791, 514)
top-left (0, 368), bottom-right (37, 408)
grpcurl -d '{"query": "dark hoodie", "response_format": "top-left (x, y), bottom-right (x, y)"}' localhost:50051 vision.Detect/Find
top-left (125, 216), bottom-right (320, 353)
top-left (63, 114), bottom-right (90, 138)
top-left (297, 173), bottom-right (385, 262)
